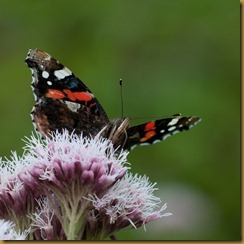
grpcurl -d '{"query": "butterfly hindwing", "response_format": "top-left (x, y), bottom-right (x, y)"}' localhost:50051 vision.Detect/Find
top-left (124, 115), bottom-right (201, 151)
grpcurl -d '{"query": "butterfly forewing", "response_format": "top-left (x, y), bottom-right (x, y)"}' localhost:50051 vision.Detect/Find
top-left (26, 49), bottom-right (109, 120)
top-left (26, 49), bottom-right (110, 138)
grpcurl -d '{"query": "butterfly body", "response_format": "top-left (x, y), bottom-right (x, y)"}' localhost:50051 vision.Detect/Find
top-left (26, 49), bottom-right (200, 152)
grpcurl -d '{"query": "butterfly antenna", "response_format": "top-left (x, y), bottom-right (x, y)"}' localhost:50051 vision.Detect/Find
top-left (120, 79), bottom-right (124, 118)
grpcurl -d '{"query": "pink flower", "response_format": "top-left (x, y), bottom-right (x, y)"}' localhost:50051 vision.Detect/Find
top-left (0, 130), bottom-right (171, 240)
top-left (0, 219), bottom-right (28, 240)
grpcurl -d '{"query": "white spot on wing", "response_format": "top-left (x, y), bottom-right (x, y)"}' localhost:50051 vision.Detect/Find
top-left (42, 71), bottom-right (49, 79)
top-left (30, 106), bottom-right (39, 133)
top-left (168, 126), bottom-right (176, 131)
top-left (152, 139), bottom-right (161, 144)
top-left (163, 134), bottom-right (171, 140)
top-left (168, 118), bottom-right (179, 126)
top-left (130, 145), bottom-right (137, 151)
top-left (63, 67), bottom-right (72, 75)
top-left (140, 142), bottom-right (150, 146)
top-left (31, 76), bottom-right (35, 85)
top-left (47, 81), bottom-right (52, 86)
top-left (34, 93), bottom-right (38, 100)
top-left (54, 67), bottom-right (72, 80)
top-left (65, 101), bottom-right (81, 113)
top-left (172, 130), bottom-right (180, 135)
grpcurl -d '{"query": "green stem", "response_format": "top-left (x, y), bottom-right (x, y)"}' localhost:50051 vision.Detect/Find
top-left (66, 209), bottom-right (86, 240)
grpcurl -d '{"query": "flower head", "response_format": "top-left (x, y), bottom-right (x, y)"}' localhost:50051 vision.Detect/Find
top-left (0, 130), bottom-right (171, 240)
top-left (86, 173), bottom-right (170, 239)
top-left (0, 219), bottom-right (28, 240)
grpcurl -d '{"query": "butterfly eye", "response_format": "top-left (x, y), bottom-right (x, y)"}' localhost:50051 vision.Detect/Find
top-left (47, 81), bottom-right (53, 86)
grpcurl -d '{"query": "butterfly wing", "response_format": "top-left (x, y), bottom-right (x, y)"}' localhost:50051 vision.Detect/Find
top-left (25, 49), bottom-right (110, 138)
top-left (124, 115), bottom-right (201, 151)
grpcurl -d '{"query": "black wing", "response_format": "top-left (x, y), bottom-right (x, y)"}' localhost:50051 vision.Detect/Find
top-left (124, 115), bottom-right (201, 151)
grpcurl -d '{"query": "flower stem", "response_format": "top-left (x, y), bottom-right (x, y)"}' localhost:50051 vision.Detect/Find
top-left (66, 210), bottom-right (86, 240)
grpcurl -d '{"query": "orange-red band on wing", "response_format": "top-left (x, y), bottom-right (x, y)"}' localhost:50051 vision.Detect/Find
top-left (63, 89), bottom-right (76, 101)
top-left (45, 89), bottom-right (65, 99)
top-left (140, 131), bottom-right (156, 142)
top-left (144, 121), bottom-right (156, 131)
top-left (73, 91), bottom-right (93, 102)
top-left (45, 89), bottom-right (94, 104)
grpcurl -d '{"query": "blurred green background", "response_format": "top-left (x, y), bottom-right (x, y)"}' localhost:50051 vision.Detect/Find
top-left (0, 0), bottom-right (240, 240)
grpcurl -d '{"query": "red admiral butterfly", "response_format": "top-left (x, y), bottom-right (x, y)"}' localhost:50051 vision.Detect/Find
top-left (25, 49), bottom-right (201, 152)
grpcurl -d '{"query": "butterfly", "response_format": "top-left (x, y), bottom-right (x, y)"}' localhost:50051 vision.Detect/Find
top-left (25, 49), bottom-right (201, 152)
